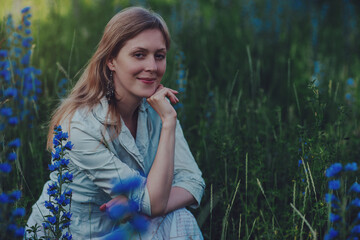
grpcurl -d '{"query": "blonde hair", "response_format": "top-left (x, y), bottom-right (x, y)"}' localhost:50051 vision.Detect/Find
top-left (47, 6), bottom-right (171, 149)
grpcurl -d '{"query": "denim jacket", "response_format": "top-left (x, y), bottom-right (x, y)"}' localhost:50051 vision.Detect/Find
top-left (27, 98), bottom-right (205, 238)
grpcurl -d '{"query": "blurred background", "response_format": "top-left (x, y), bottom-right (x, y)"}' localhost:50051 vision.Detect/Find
top-left (1, 0), bottom-right (360, 239)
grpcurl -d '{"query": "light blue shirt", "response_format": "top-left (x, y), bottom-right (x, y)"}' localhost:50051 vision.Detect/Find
top-left (27, 98), bottom-right (205, 238)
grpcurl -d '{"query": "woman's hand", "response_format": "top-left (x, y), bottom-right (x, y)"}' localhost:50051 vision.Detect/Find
top-left (147, 84), bottom-right (179, 123)
top-left (100, 195), bottom-right (128, 212)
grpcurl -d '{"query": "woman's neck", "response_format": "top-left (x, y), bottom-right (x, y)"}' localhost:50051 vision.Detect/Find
top-left (115, 95), bottom-right (142, 138)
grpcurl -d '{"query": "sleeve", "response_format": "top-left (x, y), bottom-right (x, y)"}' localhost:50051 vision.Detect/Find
top-left (67, 118), bottom-right (151, 215)
top-left (172, 120), bottom-right (205, 208)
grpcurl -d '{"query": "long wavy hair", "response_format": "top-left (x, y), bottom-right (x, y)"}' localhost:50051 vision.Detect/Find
top-left (46, 7), bottom-right (171, 149)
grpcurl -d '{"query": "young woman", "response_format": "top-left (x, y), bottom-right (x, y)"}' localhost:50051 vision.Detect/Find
top-left (26, 6), bottom-right (205, 239)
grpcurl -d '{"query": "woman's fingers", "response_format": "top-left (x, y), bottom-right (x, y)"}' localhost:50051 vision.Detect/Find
top-left (100, 195), bottom-right (128, 212)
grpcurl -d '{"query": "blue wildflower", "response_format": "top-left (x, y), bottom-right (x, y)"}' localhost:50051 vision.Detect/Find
top-left (350, 182), bottom-right (360, 193)
top-left (8, 116), bottom-right (19, 125)
top-left (4, 88), bottom-right (18, 97)
top-left (62, 232), bottom-right (72, 240)
top-left (0, 193), bottom-right (9, 203)
top-left (0, 50), bottom-right (8, 58)
top-left (64, 189), bottom-right (72, 196)
top-left (52, 147), bottom-right (61, 159)
top-left (12, 208), bottom-right (26, 217)
top-left (59, 158), bottom-right (70, 167)
top-left (352, 225), bottom-right (360, 234)
top-left (346, 93), bottom-right (352, 101)
top-left (351, 198), bottom-right (360, 207)
top-left (325, 193), bottom-right (339, 203)
top-left (9, 190), bottom-right (21, 202)
top-left (108, 204), bottom-right (127, 220)
top-left (25, 29), bottom-right (31, 35)
top-left (24, 19), bottom-right (31, 27)
top-left (112, 176), bottom-right (143, 194)
top-left (324, 228), bottom-right (339, 240)
top-left (45, 201), bottom-right (59, 214)
top-left (42, 222), bottom-right (50, 229)
top-left (0, 107), bottom-right (13, 117)
top-left (64, 141), bottom-right (74, 150)
top-left (298, 159), bottom-right (302, 167)
top-left (8, 138), bottom-right (21, 148)
top-left (21, 6), bottom-right (31, 14)
top-left (7, 224), bottom-right (17, 231)
top-left (329, 180), bottom-right (341, 190)
top-left (48, 162), bottom-right (60, 172)
top-left (14, 227), bottom-right (25, 237)
top-left (61, 212), bottom-right (72, 221)
top-left (347, 78), bottom-right (354, 86)
top-left (47, 216), bottom-right (57, 225)
top-left (0, 163), bottom-right (12, 173)
top-left (47, 182), bottom-right (58, 196)
top-left (58, 172), bottom-right (73, 182)
top-left (129, 214), bottom-right (149, 233)
top-left (326, 163), bottom-right (342, 177)
top-left (21, 52), bottom-right (30, 65)
top-left (55, 194), bottom-right (70, 206)
top-left (345, 162), bottom-right (357, 171)
top-left (329, 213), bottom-right (341, 222)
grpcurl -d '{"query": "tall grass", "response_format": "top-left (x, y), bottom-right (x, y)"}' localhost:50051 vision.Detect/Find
top-left (1, 0), bottom-right (360, 239)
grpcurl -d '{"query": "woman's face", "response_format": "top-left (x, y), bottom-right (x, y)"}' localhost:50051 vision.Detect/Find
top-left (107, 28), bottom-right (167, 101)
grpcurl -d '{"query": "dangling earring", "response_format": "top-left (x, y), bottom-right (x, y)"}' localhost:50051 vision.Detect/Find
top-left (106, 71), bottom-right (115, 102)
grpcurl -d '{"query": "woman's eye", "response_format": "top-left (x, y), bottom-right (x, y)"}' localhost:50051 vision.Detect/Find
top-left (155, 54), bottom-right (165, 60)
top-left (134, 53), bottom-right (145, 58)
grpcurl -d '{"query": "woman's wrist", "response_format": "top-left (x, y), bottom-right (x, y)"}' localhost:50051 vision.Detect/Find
top-left (161, 116), bottom-right (177, 129)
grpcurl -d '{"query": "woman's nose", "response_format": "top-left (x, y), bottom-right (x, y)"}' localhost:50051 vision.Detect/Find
top-left (144, 57), bottom-right (157, 72)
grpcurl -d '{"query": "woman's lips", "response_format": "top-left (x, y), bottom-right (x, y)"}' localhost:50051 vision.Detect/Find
top-left (138, 78), bottom-right (156, 84)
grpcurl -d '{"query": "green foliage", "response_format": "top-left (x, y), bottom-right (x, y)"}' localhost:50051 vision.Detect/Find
top-left (1, 0), bottom-right (360, 239)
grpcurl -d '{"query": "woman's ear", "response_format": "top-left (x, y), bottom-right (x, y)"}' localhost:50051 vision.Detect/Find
top-left (107, 59), bottom-right (115, 71)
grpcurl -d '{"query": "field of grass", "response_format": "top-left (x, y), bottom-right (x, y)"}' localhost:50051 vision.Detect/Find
top-left (1, 0), bottom-right (360, 239)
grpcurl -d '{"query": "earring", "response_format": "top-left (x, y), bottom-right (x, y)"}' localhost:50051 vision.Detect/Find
top-left (106, 71), bottom-right (115, 102)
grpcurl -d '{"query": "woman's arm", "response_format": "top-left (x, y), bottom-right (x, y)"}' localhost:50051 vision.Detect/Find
top-left (145, 85), bottom-right (179, 216)
top-left (164, 187), bottom-right (196, 214)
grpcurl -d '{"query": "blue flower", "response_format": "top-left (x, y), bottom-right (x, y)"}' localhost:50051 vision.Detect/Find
top-left (329, 213), bottom-right (341, 222)
top-left (64, 189), bottom-right (72, 196)
top-left (351, 198), bottom-right (360, 207)
top-left (12, 208), bottom-right (25, 217)
top-left (47, 182), bottom-right (58, 196)
top-left (0, 49), bottom-right (8, 58)
top-left (347, 78), bottom-right (355, 86)
top-left (0, 193), bottom-right (9, 203)
top-left (61, 212), bottom-right (72, 221)
top-left (9, 190), bottom-right (21, 202)
top-left (55, 194), bottom-right (71, 206)
top-left (4, 88), bottom-right (18, 97)
top-left (329, 180), bottom-right (341, 190)
top-left (59, 158), bottom-right (70, 167)
top-left (45, 201), bottom-right (59, 214)
top-left (108, 204), bottom-right (127, 220)
top-left (352, 225), bottom-right (360, 234)
top-left (325, 193), bottom-right (339, 203)
top-left (21, 6), bottom-right (31, 14)
top-left (324, 228), bottom-right (339, 240)
top-left (346, 93), bottom-right (353, 101)
top-left (345, 162), bottom-right (357, 171)
top-left (326, 163), bottom-right (342, 177)
top-left (42, 222), bottom-right (51, 229)
top-left (58, 172), bottom-right (73, 182)
top-left (0, 163), bottom-right (12, 173)
top-left (62, 232), bottom-right (72, 240)
top-left (0, 107), bottom-right (12, 117)
top-left (112, 176), bottom-right (143, 194)
top-left (129, 214), bottom-right (149, 233)
top-left (8, 116), bottom-right (19, 125)
top-left (64, 141), bottom-right (74, 150)
top-left (350, 182), bottom-right (360, 193)
top-left (48, 162), bottom-right (60, 172)
top-left (47, 216), bottom-right (57, 225)
top-left (8, 138), bottom-right (21, 148)
top-left (14, 227), bottom-right (25, 237)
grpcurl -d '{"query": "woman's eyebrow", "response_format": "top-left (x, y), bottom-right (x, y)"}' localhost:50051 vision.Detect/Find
top-left (130, 47), bottom-right (166, 52)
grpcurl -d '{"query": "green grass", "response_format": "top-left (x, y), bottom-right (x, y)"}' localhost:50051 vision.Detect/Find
top-left (1, 0), bottom-right (360, 239)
